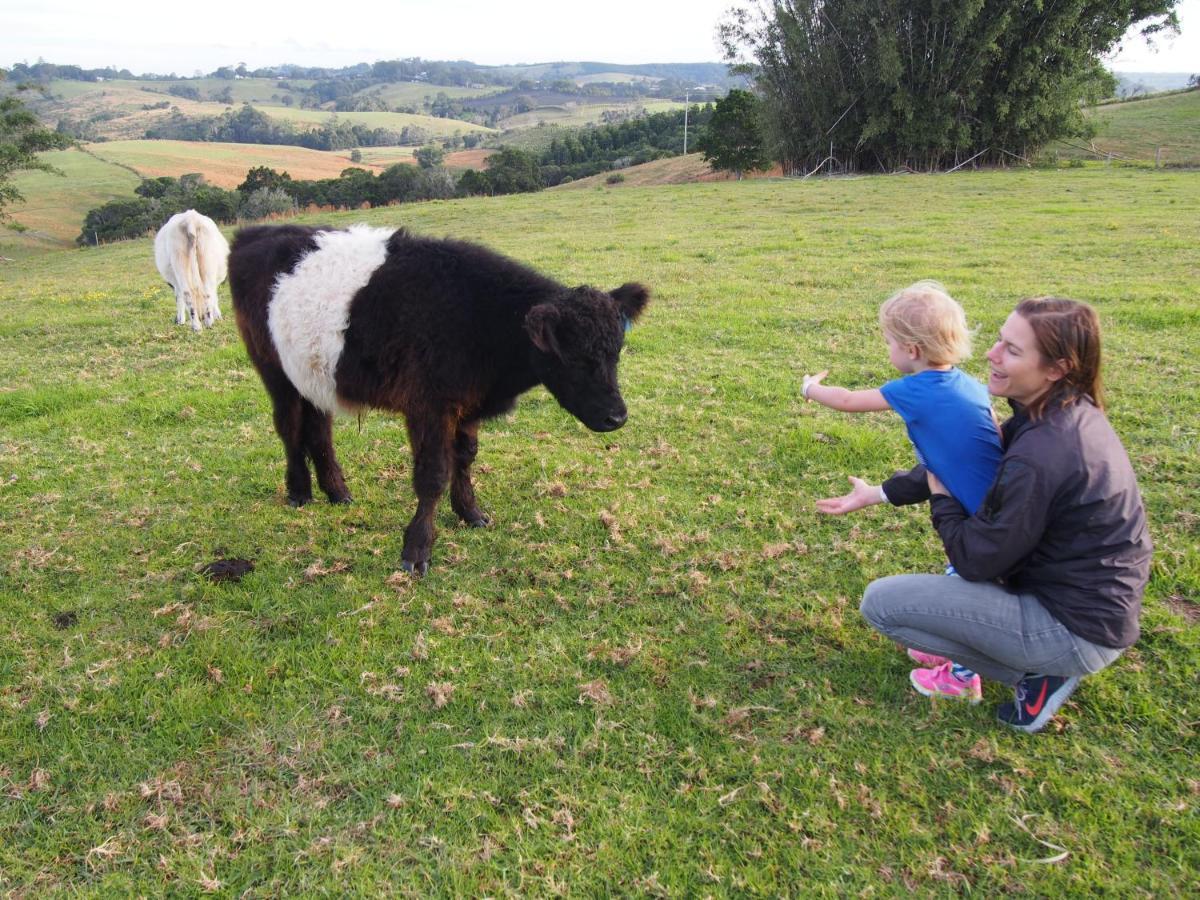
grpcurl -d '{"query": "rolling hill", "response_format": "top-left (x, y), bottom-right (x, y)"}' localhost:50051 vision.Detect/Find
top-left (1052, 87), bottom-right (1200, 166)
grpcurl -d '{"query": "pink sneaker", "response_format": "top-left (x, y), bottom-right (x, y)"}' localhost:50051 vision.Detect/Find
top-left (907, 648), bottom-right (950, 667)
top-left (910, 663), bottom-right (982, 704)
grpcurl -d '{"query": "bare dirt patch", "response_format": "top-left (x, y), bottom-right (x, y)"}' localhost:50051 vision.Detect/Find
top-left (1163, 594), bottom-right (1199, 624)
top-left (444, 149), bottom-right (495, 170)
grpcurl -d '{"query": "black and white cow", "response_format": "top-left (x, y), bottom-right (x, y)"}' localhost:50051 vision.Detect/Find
top-left (228, 224), bottom-right (650, 574)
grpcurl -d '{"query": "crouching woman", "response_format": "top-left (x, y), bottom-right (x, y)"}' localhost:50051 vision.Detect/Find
top-left (820, 297), bottom-right (1152, 733)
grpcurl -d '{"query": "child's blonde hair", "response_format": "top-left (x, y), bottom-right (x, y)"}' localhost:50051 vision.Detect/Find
top-left (878, 280), bottom-right (972, 366)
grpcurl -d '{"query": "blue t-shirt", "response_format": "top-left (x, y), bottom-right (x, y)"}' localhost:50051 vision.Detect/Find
top-left (880, 368), bottom-right (1002, 514)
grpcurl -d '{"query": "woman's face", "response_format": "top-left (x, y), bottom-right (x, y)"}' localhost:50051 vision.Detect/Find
top-left (985, 312), bottom-right (1064, 404)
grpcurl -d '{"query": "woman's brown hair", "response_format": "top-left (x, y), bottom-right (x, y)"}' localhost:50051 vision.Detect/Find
top-left (1014, 296), bottom-right (1104, 418)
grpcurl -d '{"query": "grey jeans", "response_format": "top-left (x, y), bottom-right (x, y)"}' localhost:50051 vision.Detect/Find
top-left (860, 574), bottom-right (1124, 686)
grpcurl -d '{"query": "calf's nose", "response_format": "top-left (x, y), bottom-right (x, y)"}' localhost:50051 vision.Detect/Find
top-left (603, 410), bottom-right (628, 430)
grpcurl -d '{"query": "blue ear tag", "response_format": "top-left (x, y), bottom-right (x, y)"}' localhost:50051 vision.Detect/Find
top-left (622, 314), bottom-right (633, 333)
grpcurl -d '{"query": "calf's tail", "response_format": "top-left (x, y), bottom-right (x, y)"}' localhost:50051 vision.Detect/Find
top-left (174, 215), bottom-right (207, 329)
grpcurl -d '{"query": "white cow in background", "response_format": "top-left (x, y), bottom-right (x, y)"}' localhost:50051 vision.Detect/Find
top-left (153, 210), bottom-right (230, 331)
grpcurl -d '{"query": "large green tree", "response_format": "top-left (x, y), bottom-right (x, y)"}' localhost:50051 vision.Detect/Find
top-left (697, 89), bottom-right (769, 178)
top-left (719, 0), bottom-right (1180, 173)
top-left (1, 79), bottom-right (73, 220)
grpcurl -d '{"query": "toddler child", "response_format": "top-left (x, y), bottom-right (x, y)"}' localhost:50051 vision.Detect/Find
top-left (802, 281), bottom-right (1002, 703)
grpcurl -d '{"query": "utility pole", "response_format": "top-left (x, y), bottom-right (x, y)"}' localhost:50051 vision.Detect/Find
top-left (683, 90), bottom-right (690, 155)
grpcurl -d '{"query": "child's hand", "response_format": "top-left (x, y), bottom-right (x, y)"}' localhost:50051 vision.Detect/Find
top-left (926, 470), bottom-right (950, 496)
top-left (802, 370), bottom-right (828, 401)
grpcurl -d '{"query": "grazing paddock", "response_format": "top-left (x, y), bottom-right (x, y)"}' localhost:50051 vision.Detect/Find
top-left (0, 168), bottom-right (1197, 894)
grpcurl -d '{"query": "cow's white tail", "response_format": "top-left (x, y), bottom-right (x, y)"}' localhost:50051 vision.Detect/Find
top-left (173, 215), bottom-right (207, 330)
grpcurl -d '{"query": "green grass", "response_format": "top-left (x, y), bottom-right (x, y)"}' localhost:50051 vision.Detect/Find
top-left (0, 168), bottom-right (1197, 894)
top-left (1051, 88), bottom-right (1200, 166)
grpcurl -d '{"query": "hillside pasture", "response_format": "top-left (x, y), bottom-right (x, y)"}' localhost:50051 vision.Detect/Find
top-left (497, 99), bottom-right (684, 130)
top-left (0, 169), bottom-right (1197, 894)
top-left (360, 82), bottom-right (503, 108)
top-left (1052, 88), bottom-right (1200, 166)
top-left (552, 152), bottom-right (783, 188)
top-left (573, 73), bottom-right (662, 85)
top-left (254, 105), bottom-right (497, 139)
top-left (8, 81), bottom-right (218, 142)
top-left (2, 148), bottom-right (142, 253)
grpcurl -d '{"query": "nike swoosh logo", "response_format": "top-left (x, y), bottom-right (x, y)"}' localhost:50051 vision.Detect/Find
top-left (1025, 681), bottom-right (1050, 717)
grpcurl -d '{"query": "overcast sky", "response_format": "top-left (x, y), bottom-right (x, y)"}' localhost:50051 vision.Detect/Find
top-left (3, 0), bottom-right (1196, 76)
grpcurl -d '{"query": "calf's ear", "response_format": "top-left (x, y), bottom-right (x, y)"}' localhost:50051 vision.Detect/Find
top-left (525, 304), bottom-right (563, 358)
top-left (611, 282), bottom-right (650, 322)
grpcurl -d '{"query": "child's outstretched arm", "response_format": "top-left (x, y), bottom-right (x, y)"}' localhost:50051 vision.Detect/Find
top-left (802, 370), bottom-right (891, 413)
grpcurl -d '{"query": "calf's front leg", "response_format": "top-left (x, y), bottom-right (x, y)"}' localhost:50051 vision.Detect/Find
top-left (401, 414), bottom-right (455, 576)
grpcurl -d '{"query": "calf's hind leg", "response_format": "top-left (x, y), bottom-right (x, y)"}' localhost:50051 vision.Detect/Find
top-left (450, 419), bottom-right (490, 527)
top-left (401, 413), bottom-right (455, 576)
top-left (302, 401), bottom-right (352, 504)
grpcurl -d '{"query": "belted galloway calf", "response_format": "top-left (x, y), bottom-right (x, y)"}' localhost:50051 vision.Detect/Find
top-left (228, 224), bottom-right (650, 574)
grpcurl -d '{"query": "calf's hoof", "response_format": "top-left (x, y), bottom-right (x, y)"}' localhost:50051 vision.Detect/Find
top-left (287, 494), bottom-right (312, 508)
top-left (329, 494), bottom-right (353, 505)
top-left (468, 513), bottom-right (491, 528)
top-left (400, 559), bottom-right (429, 577)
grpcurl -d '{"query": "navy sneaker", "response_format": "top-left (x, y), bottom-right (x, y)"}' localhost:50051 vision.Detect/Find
top-left (996, 674), bottom-right (1082, 734)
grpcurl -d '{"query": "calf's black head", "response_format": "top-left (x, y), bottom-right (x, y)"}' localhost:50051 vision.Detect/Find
top-left (525, 282), bottom-right (650, 432)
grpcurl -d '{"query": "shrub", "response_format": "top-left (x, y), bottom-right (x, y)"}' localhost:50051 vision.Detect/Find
top-left (239, 187), bottom-right (297, 221)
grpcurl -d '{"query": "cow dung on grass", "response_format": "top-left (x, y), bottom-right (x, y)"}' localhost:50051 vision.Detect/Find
top-left (228, 224), bottom-right (649, 575)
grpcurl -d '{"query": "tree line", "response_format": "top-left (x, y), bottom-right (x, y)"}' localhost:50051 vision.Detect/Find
top-left (142, 103), bottom-right (484, 151)
top-left (75, 147), bottom-right (556, 245)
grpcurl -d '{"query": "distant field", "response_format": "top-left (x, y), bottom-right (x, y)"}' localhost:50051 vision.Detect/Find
top-left (255, 105), bottom-right (497, 138)
top-left (574, 73), bottom-right (661, 85)
top-left (1051, 88), bottom-right (1200, 166)
top-left (363, 83), bottom-right (501, 108)
top-left (8, 81), bottom-right (217, 141)
top-left (48, 78), bottom-right (312, 106)
top-left (80, 140), bottom-right (393, 187)
top-left (498, 99), bottom-right (684, 130)
top-left (151, 77), bottom-right (313, 104)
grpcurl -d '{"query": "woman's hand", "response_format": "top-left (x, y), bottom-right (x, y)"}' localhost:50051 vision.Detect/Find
top-left (816, 476), bottom-right (883, 515)
top-left (926, 470), bottom-right (949, 496)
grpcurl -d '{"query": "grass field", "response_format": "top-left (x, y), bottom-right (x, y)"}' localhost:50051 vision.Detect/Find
top-left (0, 168), bottom-right (1197, 894)
top-left (1051, 87), bottom-right (1200, 166)
top-left (497, 99), bottom-right (684, 130)
top-left (253, 105), bottom-right (497, 140)
top-left (364, 83), bottom-right (502, 108)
